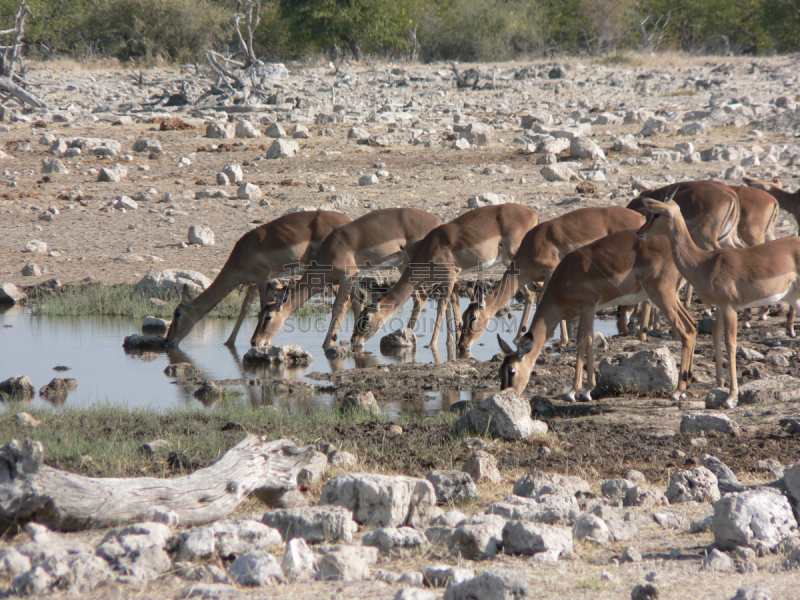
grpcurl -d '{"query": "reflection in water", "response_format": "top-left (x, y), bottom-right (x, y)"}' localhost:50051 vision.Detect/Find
top-left (0, 298), bottom-right (622, 412)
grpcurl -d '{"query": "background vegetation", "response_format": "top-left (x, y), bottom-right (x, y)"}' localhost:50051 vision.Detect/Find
top-left (0, 0), bottom-right (797, 64)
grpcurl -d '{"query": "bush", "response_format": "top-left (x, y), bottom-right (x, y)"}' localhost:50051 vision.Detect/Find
top-left (79, 0), bottom-right (225, 62)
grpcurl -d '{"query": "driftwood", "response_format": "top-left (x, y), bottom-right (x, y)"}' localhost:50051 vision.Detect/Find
top-left (0, 74), bottom-right (45, 107)
top-left (0, 435), bottom-right (316, 531)
top-left (451, 63), bottom-right (496, 90)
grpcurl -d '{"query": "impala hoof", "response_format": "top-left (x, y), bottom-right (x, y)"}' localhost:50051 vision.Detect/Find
top-left (578, 390), bottom-right (593, 403)
top-left (759, 314), bottom-right (769, 321)
top-left (743, 321), bottom-right (751, 329)
top-left (558, 391), bottom-right (578, 403)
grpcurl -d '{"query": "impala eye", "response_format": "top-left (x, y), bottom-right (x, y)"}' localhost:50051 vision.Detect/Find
top-left (175, 310), bottom-right (181, 318)
top-left (510, 368), bottom-right (516, 376)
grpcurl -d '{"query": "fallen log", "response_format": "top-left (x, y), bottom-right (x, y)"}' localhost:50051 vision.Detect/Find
top-left (0, 435), bottom-right (315, 531)
top-left (0, 75), bottom-right (45, 107)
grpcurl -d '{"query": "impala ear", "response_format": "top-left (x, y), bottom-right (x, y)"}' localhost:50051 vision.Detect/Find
top-left (497, 334), bottom-right (515, 356)
top-left (180, 283), bottom-right (196, 303)
top-left (275, 286), bottom-right (290, 310)
top-left (642, 198), bottom-right (671, 215)
top-left (518, 335), bottom-right (534, 356)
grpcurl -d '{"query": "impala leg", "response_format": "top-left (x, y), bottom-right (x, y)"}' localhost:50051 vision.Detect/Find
top-left (407, 289), bottom-right (425, 330)
top-left (788, 305), bottom-right (796, 338)
top-left (652, 286), bottom-right (697, 398)
top-left (678, 302), bottom-right (697, 385)
top-left (429, 280), bottom-right (455, 348)
top-left (758, 306), bottom-right (770, 321)
top-left (514, 282), bottom-right (537, 344)
top-left (742, 308), bottom-right (754, 329)
top-left (683, 283), bottom-right (693, 309)
top-left (584, 308), bottom-right (597, 402)
top-left (323, 278), bottom-right (353, 350)
top-left (566, 307), bottom-right (595, 402)
top-left (447, 282), bottom-right (461, 347)
top-left (720, 305), bottom-right (739, 403)
top-left (637, 300), bottom-right (651, 342)
top-left (225, 284), bottom-right (259, 346)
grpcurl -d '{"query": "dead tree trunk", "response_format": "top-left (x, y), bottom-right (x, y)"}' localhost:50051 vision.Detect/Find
top-left (0, 0), bottom-right (31, 79)
top-left (0, 75), bottom-right (45, 107)
top-left (232, 0), bottom-right (262, 68)
top-left (0, 436), bottom-right (316, 531)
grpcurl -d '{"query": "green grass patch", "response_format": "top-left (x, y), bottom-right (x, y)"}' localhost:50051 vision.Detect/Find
top-left (0, 403), bottom-right (465, 478)
top-left (27, 284), bottom-right (335, 320)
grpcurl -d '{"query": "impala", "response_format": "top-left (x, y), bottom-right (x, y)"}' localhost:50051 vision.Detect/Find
top-left (457, 206), bottom-right (646, 356)
top-left (637, 197), bottom-right (800, 405)
top-left (498, 228), bottom-right (696, 402)
top-left (166, 210), bottom-right (351, 347)
top-left (351, 204), bottom-right (540, 349)
top-left (249, 208), bottom-right (445, 350)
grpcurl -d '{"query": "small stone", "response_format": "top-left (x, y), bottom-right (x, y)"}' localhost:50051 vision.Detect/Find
top-left (188, 225), bottom-right (215, 246)
top-left (25, 239), bottom-right (48, 253)
top-left (621, 546), bottom-right (642, 563)
top-left (22, 262), bottom-right (41, 276)
top-left (266, 139), bottom-right (298, 159)
top-left (340, 391), bottom-right (380, 414)
top-left (221, 162), bottom-right (243, 183)
top-left (359, 174), bottom-right (379, 186)
top-left (41, 157), bottom-right (68, 174)
top-left (426, 471), bottom-right (478, 504)
top-left (227, 552), bottom-right (285, 586)
top-left (462, 450), bottom-right (501, 484)
top-left (235, 120), bottom-right (261, 139)
top-left (265, 123), bottom-right (286, 138)
top-left (632, 583), bottom-right (659, 600)
top-left (702, 548), bottom-right (733, 572)
top-left (681, 413), bottom-right (740, 436)
top-left (238, 182), bottom-right (262, 200)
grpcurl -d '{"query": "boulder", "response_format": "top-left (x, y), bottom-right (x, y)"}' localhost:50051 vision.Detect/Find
top-left (362, 527), bottom-right (429, 554)
top-left (340, 391), bottom-right (380, 414)
top-left (188, 225), bottom-right (215, 246)
top-left (713, 490), bottom-right (798, 551)
top-left (486, 493), bottom-right (579, 526)
top-left (21, 263), bottom-right (41, 276)
top-left (601, 478), bottom-right (636, 502)
top-left (501, 520), bottom-right (573, 560)
top-left (41, 157), bottom-right (67, 174)
top-left (0, 282), bottom-right (25, 304)
top-left (206, 121), bottom-right (235, 139)
top-left (443, 570), bottom-right (529, 600)
top-left (702, 548), bottom-right (733, 572)
top-left (513, 471), bottom-right (590, 499)
top-left (261, 506), bottom-right (357, 543)
top-left (227, 552), bottom-right (285, 586)
top-left (462, 450), bottom-right (501, 484)
top-left (423, 564), bottom-right (474, 587)
top-left (666, 467), bottom-right (720, 503)
top-left (243, 344), bottom-right (312, 365)
top-left (24, 239), bottom-right (48, 254)
top-left (680, 413), bottom-right (740, 436)
top-left (113, 195), bottom-right (137, 211)
top-left (314, 546), bottom-right (370, 581)
top-left (785, 461), bottom-right (800, 510)
top-left (426, 471), bottom-right (478, 504)
top-left (623, 486), bottom-right (668, 508)
top-left (348, 126), bottom-right (370, 140)
top-left (234, 120), bottom-right (261, 138)
top-left (457, 389), bottom-right (548, 440)
top-left (38, 377), bottom-right (77, 400)
top-left (132, 137), bottom-right (162, 154)
top-left (264, 123), bottom-right (286, 138)
top-left (320, 473), bottom-right (437, 528)
top-left (467, 192), bottom-right (515, 208)
top-left (281, 538), bottom-right (316, 581)
top-left (221, 162), bottom-right (243, 183)
top-left (738, 375), bottom-right (800, 404)
top-left (237, 182), bottom-right (262, 201)
top-left (97, 163), bottom-right (127, 182)
top-left (0, 375), bottom-right (34, 399)
top-left (597, 347), bottom-right (678, 395)
top-left (266, 139), bottom-right (298, 159)
top-left (540, 164), bottom-right (577, 182)
top-left (380, 328), bottom-right (416, 349)
top-left (570, 137), bottom-right (605, 160)
top-left (613, 134), bottom-right (640, 153)
top-left (395, 588), bottom-right (436, 600)
top-left (461, 122), bottom-right (494, 146)
top-left (359, 174), bottom-right (379, 186)
top-left (572, 514), bottom-right (610, 545)
top-left (135, 269), bottom-right (211, 297)
top-left (449, 515), bottom-right (506, 559)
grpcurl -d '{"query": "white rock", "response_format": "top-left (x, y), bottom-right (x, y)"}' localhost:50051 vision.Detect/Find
top-left (188, 225), bottom-right (215, 246)
top-left (265, 123), bottom-right (286, 138)
top-left (426, 470), bottom-right (478, 503)
top-left (502, 520), bottom-right (574, 559)
top-left (540, 164), bottom-right (577, 182)
top-left (0, 282), bottom-right (25, 304)
top-left (315, 546), bottom-right (370, 581)
top-left (113, 195), bottom-right (137, 211)
top-left (667, 467), bottom-right (720, 503)
top-left (680, 413), bottom-right (740, 436)
top-left (221, 162), bottom-right (243, 183)
top-left (227, 552), bottom-right (285, 586)
top-left (454, 138), bottom-right (470, 150)
top-left (423, 564), bottom-right (475, 587)
top-left (395, 587), bottom-right (436, 600)
top-left (512, 470), bottom-right (589, 499)
top-left (41, 157), bottom-right (68, 174)
top-left (281, 538), bottom-right (316, 581)
top-left (362, 527), bottom-right (429, 554)
top-left (235, 120), bottom-right (262, 138)
top-left (601, 478), bottom-right (636, 501)
top-left (266, 139), bottom-right (298, 159)
top-left (570, 137), bottom-right (605, 160)
top-left (243, 344), bottom-right (312, 365)
top-left (135, 269), bottom-right (212, 297)
top-left (457, 389), bottom-right (547, 440)
top-left (597, 346), bottom-right (678, 394)
top-left (208, 520), bottom-right (282, 557)
top-left (612, 134), bottom-right (640, 153)
top-left (237, 182), bottom-right (262, 200)
top-left (572, 514), bottom-right (610, 545)
top-left (461, 122), bottom-right (494, 146)
top-left (462, 450), bottom-right (501, 484)
top-left (713, 490), bottom-right (798, 551)
top-left (449, 515), bottom-right (506, 559)
top-left (467, 192), bottom-right (515, 208)
top-left (321, 473), bottom-right (437, 527)
top-left (359, 174), bottom-right (379, 186)
top-left (444, 570), bottom-right (529, 600)
top-left (24, 239), bottom-right (48, 254)
top-left (262, 506), bottom-right (357, 543)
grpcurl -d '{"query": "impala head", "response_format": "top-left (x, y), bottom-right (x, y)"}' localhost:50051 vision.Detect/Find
top-left (498, 334), bottom-right (534, 394)
top-left (636, 191), bottom-right (680, 240)
top-left (350, 303), bottom-right (380, 348)
top-left (166, 284), bottom-right (198, 347)
top-left (250, 286), bottom-right (289, 347)
top-left (458, 286), bottom-right (487, 357)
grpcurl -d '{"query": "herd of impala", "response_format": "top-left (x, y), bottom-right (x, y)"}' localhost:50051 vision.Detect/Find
top-left (164, 178), bottom-right (800, 407)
